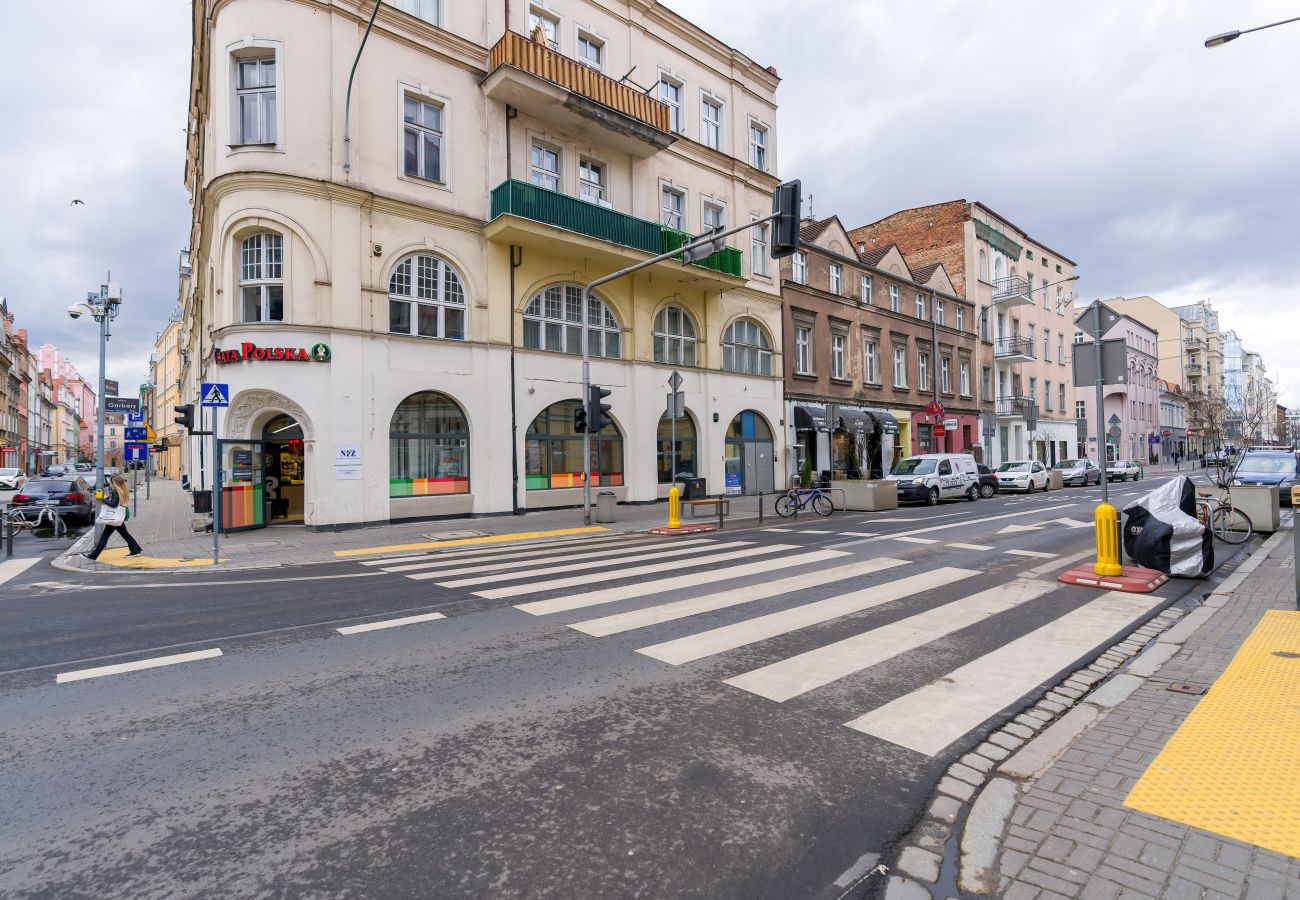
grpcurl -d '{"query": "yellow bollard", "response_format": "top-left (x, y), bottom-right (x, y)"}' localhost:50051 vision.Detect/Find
top-left (667, 485), bottom-right (682, 530)
top-left (1094, 502), bottom-right (1123, 576)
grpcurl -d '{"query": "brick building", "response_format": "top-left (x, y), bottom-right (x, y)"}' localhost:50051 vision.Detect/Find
top-left (780, 217), bottom-right (986, 479)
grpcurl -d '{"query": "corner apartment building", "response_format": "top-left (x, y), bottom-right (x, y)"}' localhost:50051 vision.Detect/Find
top-left (1072, 310), bottom-right (1160, 464)
top-left (180, 0), bottom-right (784, 530)
top-left (151, 313), bottom-right (183, 477)
top-left (849, 200), bottom-right (1080, 467)
top-left (780, 217), bottom-right (983, 478)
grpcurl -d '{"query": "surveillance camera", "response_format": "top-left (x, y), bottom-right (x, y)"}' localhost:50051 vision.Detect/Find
top-left (67, 304), bottom-right (84, 319)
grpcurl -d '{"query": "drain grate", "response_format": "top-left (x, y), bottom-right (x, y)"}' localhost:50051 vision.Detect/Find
top-left (420, 529), bottom-right (486, 541)
top-left (1167, 681), bottom-right (1208, 695)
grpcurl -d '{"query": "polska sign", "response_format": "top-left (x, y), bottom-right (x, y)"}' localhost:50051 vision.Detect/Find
top-left (215, 342), bottom-right (331, 364)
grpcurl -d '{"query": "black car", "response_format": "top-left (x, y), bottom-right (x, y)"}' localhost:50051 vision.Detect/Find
top-left (9, 477), bottom-right (94, 525)
top-left (976, 464), bottom-right (999, 499)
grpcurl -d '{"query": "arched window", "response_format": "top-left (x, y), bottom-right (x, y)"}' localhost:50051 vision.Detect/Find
top-left (523, 284), bottom-right (621, 358)
top-left (993, 254), bottom-right (1006, 284)
top-left (389, 391), bottom-right (470, 496)
top-left (526, 399), bottom-right (623, 489)
top-left (978, 249), bottom-right (988, 282)
top-left (653, 305), bottom-right (697, 366)
top-left (721, 317), bottom-right (772, 376)
top-left (388, 254), bottom-right (467, 340)
top-left (657, 411), bottom-right (697, 483)
top-left (240, 232), bottom-right (283, 322)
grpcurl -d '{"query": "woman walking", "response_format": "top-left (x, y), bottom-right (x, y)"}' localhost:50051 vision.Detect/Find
top-left (82, 474), bottom-right (143, 560)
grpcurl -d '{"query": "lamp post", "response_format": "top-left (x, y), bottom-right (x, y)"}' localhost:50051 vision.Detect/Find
top-left (1205, 15), bottom-right (1300, 47)
top-left (68, 277), bottom-right (122, 535)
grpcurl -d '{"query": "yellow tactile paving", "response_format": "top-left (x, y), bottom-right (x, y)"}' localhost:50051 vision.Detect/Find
top-left (93, 548), bottom-right (224, 569)
top-left (333, 525), bottom-right (610, 558)
top-left (1124, 610), bottom-right (1300, 857)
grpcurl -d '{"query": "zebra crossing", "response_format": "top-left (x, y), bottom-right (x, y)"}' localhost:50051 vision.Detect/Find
top-left (359, 532), bottom-right (1164, 758)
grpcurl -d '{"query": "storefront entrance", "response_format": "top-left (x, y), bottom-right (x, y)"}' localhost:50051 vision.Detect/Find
top-left (724, 410), bottom-right (775, 496)
top-left (261, 414), bottom-right (305, 524)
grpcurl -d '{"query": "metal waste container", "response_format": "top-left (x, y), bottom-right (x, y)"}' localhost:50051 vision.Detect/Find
top-left (682, 478), bottom-right (707, 500)
top-left (595, 491), bottom-right (617, 523)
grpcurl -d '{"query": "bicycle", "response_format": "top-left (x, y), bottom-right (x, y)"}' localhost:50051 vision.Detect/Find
top-left (7, 504), bottom-right (68, 537)
top-left (1193, 491), bottom-right (1252, 545)
top-left (775, 486), bottom-right (833, 518)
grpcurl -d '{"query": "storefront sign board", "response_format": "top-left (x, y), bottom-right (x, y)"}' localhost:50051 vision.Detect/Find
top-left (334, 445), bottom-right (362, 481)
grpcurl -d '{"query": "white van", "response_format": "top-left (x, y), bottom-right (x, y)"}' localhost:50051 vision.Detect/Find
top-left (887, 453), bottom-right (980, 505)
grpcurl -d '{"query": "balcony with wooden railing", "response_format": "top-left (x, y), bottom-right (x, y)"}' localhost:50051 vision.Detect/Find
top-left (484, 31), bottom-right (676, 157)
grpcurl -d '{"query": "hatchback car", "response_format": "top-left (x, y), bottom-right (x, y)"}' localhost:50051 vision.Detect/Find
top-left (1231, 449), bottom-right (1299, 506)
top-left (1054, 458), bottom-right (1101, 486)
top-left (975, 464), bottom-right (999, 499)
top-left (995, 460), bottom-right (1049, 493)
top-left (0, 468), bottom-right (26, 490)
top-left (1108, 459), bottom-right (1143, 482)
top-left (9, 477), bottom-right (94, 525)
top-left (42, 464), bottom-right (68, 478)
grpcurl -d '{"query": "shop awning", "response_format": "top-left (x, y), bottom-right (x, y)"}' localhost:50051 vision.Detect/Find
top-left (793, 403), bottom-right (830, 433)
top-left (863, 408), bottom-right (900, 435)
top-left (837, 408), bottom-right (872, 435)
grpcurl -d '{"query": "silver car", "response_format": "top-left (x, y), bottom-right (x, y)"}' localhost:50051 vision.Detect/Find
top-left (0, 468), bottom-right (26, 490)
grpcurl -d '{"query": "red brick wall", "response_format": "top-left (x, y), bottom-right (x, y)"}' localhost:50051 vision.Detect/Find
top-left (848, 201), bottom-right (971, 298)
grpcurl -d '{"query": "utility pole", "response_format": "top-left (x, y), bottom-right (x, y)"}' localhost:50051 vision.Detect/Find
top-left (1092, 300), bottom-right (1109, 506)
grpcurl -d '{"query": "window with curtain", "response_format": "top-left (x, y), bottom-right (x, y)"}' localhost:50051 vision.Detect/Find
top-left (389, 391), bottom-right (469, 496)
top-left (526, 399), bottom-right (623, 490)
top-left (523, 284), bottom-right (621, 358)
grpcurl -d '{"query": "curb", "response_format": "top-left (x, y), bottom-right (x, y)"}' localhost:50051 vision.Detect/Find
top-left (881, 528), bottom-right (1291, 899)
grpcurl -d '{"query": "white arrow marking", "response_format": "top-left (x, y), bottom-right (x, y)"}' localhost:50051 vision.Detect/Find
top-left (1055, 517), bottom-right (1094, 529)
top-left (996, 523), bottom-right (1045, 534)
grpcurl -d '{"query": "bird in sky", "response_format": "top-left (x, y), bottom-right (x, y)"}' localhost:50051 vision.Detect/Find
top-left (69, 199), bottom-right (84, 206)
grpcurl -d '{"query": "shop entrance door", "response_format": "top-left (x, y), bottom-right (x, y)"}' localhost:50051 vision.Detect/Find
top-left (218, 440), bottom-right (266, 532)
top-left (261, 414), bottom-right (306, 524)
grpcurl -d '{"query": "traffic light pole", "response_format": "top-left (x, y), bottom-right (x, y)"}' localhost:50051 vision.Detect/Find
top-left (578, 208), bottom-right (788, 525)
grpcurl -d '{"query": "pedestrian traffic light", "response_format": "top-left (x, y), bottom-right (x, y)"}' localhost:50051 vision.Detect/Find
top-left (588, 384), bottom-right (613, 433)
top-left (573, 403), bottom-right (589, 434)
top-left (770, 179), bottom-right (802, 259)
top-left (174, 403), bottom-right (195, 431)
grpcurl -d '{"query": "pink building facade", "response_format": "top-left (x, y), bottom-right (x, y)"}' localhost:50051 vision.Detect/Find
top-left (1073, 311), bottom-right (1160, 464)
top-left (36, 343), bottom-right (97, 462)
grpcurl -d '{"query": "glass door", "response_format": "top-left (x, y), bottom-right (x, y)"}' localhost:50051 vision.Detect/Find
top-left (218, 440), bottom-right (266, 532)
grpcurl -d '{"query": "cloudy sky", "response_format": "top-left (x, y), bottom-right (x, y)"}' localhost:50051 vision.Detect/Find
top-left (2, 1), bottom-right (1298, 407)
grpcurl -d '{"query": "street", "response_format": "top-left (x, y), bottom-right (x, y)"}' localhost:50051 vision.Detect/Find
top-left (0, 473), bottom-right (1261, 899)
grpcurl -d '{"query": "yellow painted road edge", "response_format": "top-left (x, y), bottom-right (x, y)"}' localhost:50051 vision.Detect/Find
top-left (92, 548), bottom-right (226, 569)
top-left (333, 525), bottom-right (610, 558)
top-left (1123, 609), bottom-right (1300, 858)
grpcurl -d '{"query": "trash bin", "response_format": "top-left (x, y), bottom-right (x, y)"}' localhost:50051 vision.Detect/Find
top-left (682, 478), bottom-right (707, 500)
top-left (595, 491), bottom-right (617, 523)
top-left (193, 491), bottom-right (212, 514)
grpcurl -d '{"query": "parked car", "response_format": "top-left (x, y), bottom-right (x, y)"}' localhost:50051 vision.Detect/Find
top-left (42, 464), bottom-right (68, 478)
top-left (975, 464), bottom-right (999, 499)
top-left (994, 460), bottom-right (1049, 493)
top-left (1231, 449), bottom-right (1299, 506)
top-left (0, 468), bottom-right (27, 491)
top-left (9, 477), bottom-right (94, 525)
top-left (887, 453), bottom-right (981, 505)
top-left (73, 462), bottom-right (94, 474)
top-left (1054, 458), bottom-right (1102, 486)
top-left (1108, 459), bottom-right (1144, 482)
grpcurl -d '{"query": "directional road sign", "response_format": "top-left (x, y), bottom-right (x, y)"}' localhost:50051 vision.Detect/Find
top-left (201, 382), bottom-right (230, 407)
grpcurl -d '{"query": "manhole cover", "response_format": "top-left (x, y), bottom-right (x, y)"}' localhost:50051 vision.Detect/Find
top-left (420, 529), bottom-right (486, 541)
top-left (1167, 682), bottom-right (1208, 695)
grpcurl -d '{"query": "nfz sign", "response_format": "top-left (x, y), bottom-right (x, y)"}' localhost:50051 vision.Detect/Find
top-left (215, 342), bottom-right (331, 364)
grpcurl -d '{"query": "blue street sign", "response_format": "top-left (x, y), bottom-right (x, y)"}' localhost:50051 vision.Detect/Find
top-left (128, 410), bottom-right (144, 423)
top-left (124, 427), bottom-right (147, 441)
top-left (201, 382), bottom-right (230, 407)
top-left (125, 443), bottom-right (148, 461)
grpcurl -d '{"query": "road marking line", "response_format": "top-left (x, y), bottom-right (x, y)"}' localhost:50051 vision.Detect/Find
top-left (797, 529), bottom-right (834, 534)
top-left (891, 536), bottom-right (939, 545)
top-left (337, 612), bottom-right (447, 635)
top-left (838, 531), bottom-right (876, 537)
top-left (1021, 547), bottom-right (1094, 577)
top-left (334, 526), bottom-right (610, 558)
top-left (637, 567), bottom-right (976, 666)
top-left (56, 648), bottom-right (223, 684)
top-left (391, 537), bottom-right (712, 577)
top-left (948, 542), bottom-right (993, 551)
top-left (1004, 549), bottom-right (1058, 559)
top-left (858, 504), bottom-right (1077, 544)
top-left (725, 578), bottom-right (1057, 701)
top-left (0, 557), bottom-right (40, 586)
top-left (480, 544), bottom-right (797, 601)
top-left (429, 540), bottom-right (749, 586)
top-left (844, 590), bottom-right (1164, 755)
top-left (359, 534), bottom-right (641, 567)
top-left (513, 548), bottom-right (849, 615)
top-left (570, 558), bottom-right (910, 637)
top-left (763, 528), bottom-right (792, 532)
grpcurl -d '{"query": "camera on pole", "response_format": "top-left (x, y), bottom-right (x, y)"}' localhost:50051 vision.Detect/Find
top-left (770, 179), bottom-right (802, 259)
top-left (587, 384), bottom-right (613, 433)
top-left (173, 403), bottom-right (195, 431)
top-left (679, 226), bottom-right (727, 265)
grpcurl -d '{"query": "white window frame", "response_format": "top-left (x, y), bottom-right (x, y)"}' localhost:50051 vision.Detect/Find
top-left (394, 0), bottom-right (440, 25)
top-left (792, 251), bottom-right (808, 285)
top-left (794, 326), bottom-right (813, 375)
top-left (700, 94), bottom-right (723, 150)
top-left (529, 141), bottom-right (561, 191)
top-left (864, 338), bottom-right (880, 384)
top-left (888, 285), bottom-right (900, 313)
top-left (893, 346), bottom-right (908, 388)
top-left (935, 300), bottom-right (945, 326)
top-left (1045, 380), bottom-right (1054, 411)
top-left (915, 293), bottom-right (926, 320)
top-left (227, 39), bottom-right (284, 152)
top-left (956, 306), bottom-right (965, 332)
top-left (576, 30), bottom-right (604, 70)
top-left (1060, 383), bottom-right (1067, 411)
top-left (829, 264), bottom-right (842, 295)
top-left (1043, 329), bottom-right (1051, 361)
top-left (660, 185), bottom-right (685, 230)
top-left (579, 157), bottom-right (607, 204)
top-left (918, 351), bottom-right (931, 391)
top-left (831, 332), bottom-right (847, 380)
top-left (659, 75), bottom-right (685, 134)
top-left (750, 218), bottom-right (768, 277)
top-left (748, 118), bottom-right (769, 171)
top-left (941, 356), bottom-right (951, 393)
top-left (702, 200), bottom-right (725, 232)
top-left (528, 8), bottom-right (560, 49)
top-left (653, 304), bottom-right (698, 367)
top-left (960, 360), bottom-right (971, 397)
top-left (400, 91), bottom-right (446, 185)
top-left (239, 232), bottom-right (284, 323)
top-left (861, 274), bottom-right (873, 305)
top-left (523, 284), bottom-right (621, 359)
top-left (721, 317), bottom-right (773, 376)
top-left (388, 253), bottom-right (469, 341)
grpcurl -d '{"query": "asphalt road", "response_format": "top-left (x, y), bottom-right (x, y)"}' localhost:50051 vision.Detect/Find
top-left (0, 473), bottom-right (1267, 899)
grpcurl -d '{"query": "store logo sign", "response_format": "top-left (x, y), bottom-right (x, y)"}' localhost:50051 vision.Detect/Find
top-left (215, 342), bottom-right (332, 364)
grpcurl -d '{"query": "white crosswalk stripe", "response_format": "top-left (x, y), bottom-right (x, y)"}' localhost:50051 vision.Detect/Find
top-left (377, 535), bottom-right (666, 574)
top-left (569, 557), bottom-right (910, 637)
top-left (1003, 549), bottom-right (1057, 559)
top-left (637, 567), bottom-right (975, 666)
top-left (513, 547), bottom-right (850, 614)
top-left (428, 539), bottom-right (752, 586)
top-left (723, 578), bottom-right (1057, 701)
top-left (947, 542), bottom-right (993, 551)
top-left (844, 590), bottom-right (1165, 756)
top-left (359, 533), bottom-right (641, 568)
top-left (890, 536), bottom-right (938, 545)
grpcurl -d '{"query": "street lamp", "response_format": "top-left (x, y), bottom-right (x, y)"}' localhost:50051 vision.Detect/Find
top-left (68, 279), bottom-right (122, 513)
top-left (1205, 15), bottom-right (1300, 47)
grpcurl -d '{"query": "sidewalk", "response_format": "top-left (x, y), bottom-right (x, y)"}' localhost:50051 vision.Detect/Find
top-left (58, 478), bottom-right (778, 573)
top-left (884, 527), bottom-right (1300, 899)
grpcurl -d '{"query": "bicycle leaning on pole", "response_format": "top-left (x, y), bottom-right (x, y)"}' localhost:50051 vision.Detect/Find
top-left (775, 484), bottom-right (834, 518)
top-left (1193, 469), bottom-right (1253, 545)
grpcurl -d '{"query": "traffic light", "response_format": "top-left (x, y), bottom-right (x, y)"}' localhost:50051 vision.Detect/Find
top-left (174, 403), bottom-right (195, 431)
top-left (680, 225), bottom-right (726, 265)
top-left (770, 179), bottom-right (802, 259)
top-left (573, 403), bottom-right (588, 434)
top-left (587, 384), bottom-right (613, 433)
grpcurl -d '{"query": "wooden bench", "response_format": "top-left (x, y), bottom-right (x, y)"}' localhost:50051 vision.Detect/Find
top-left (685, 498), bottom-right (729, 518)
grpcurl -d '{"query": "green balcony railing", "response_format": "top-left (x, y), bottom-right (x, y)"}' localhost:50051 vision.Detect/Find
top-left (490, 180), bottom-right (743, 278)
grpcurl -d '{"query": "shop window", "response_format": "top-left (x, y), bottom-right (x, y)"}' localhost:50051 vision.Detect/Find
top-left (388, 253), bottom-right (467, 340)
top-left (657, 411), bottom-right (697, 483)
top-left (523, 284), bottom-right (621, 358)
top-left (389, 391), bottom-right (469, 496)
top-left (240, 232), bottom-right (284, 322)
top-left (721, 317), bottom-right (772, 375)
top-left (653, 305), bottom-right (697, 366)
top-left (526, 399), bottom-right (622, 490)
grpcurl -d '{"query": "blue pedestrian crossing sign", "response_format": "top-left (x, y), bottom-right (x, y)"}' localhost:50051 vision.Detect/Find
top-left (201, 382), bottom-right (230, 407)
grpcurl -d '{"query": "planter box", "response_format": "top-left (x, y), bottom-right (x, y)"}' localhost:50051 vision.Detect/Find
top-left (1047, 470), bottom-right (1064, 491)
top-left (1195, 485), bottom-right (1280, 534)
top-left (831, 479), bottom-right (899, 512)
